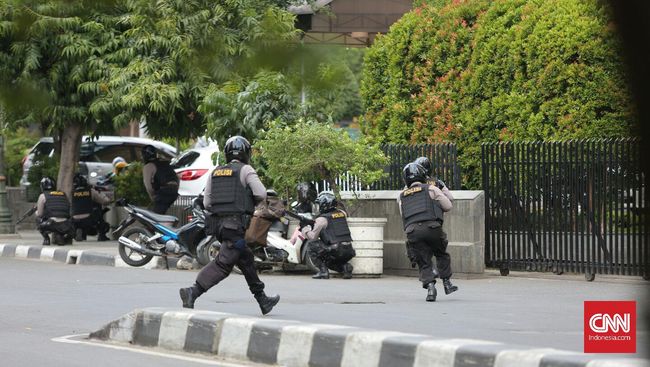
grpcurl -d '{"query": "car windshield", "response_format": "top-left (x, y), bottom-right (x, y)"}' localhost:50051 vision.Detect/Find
top-left (171, 151), bottom-right (200, 169)
top-left (32, 142), bottom-right (54, 157)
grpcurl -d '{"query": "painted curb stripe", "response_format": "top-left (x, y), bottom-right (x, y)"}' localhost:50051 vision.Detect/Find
top-left (40, 247), bottom-right (56, 261)
top-left (184, 312), bottom-right (232, 354)
top-left (27, 246), bottom-right (42, 259)
top-left (247, 322), bottom-right (286, 365)
top-left (378, 336), bottom-right (434, 367)
top-left (158, 311), bottom-right (195, 351)
top-left (310, 327), bottom-right (357, 367)
top-left (218, 318), bottom-right (257, 361)
top-left (52, 248), bottom-right (68, 262)
top-left (414, 339), bottom-right (497, 367)
top-left (15, 245), bottom-right (30, 258)
top-left (494, 348), bottom-right (573, 367)
top-left (341, 331), bottom-right (408, 367)
top-left (277, 324), bottom-right (349, 367)
top-left (133, 309), bottom-right (165, 347)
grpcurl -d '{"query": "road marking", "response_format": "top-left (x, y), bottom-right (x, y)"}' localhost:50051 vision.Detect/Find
top-left (51, 334), bottom-right (248, 366)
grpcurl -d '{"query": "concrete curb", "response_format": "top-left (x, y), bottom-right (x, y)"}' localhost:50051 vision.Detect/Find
top-left (0, 243), bottom-right (188, 270)
top-left (89, 308), bottom-right (649, 367)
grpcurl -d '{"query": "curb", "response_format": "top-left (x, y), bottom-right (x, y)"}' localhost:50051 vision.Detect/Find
top-left (0, 244), bottom-right (188, 270)
top-left (89, 308), bottom-right (648, 367)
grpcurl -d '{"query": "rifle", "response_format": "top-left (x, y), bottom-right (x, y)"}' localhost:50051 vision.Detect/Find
top-left (16, 207), bottom-right (37, 225)
top-left (285, 210), bottom-right (315, 228)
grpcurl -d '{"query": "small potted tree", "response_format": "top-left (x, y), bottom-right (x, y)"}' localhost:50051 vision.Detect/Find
top-left (257, 120), bottom-right (389, 277)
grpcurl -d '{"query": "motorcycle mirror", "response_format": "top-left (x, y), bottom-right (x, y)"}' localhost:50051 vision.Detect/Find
top-left (290, 201), bottom-right (298, 209)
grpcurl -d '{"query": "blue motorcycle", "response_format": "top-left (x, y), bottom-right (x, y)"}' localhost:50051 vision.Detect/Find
top-left (114, 197), bottom-right (214, 267)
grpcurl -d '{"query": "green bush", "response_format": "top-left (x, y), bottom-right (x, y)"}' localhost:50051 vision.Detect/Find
top-left (26, 155), bottom-right (60, 201)
top-left (361, 0), bottom-right (635, 188)
top-left (113, 162), bottom-right (150, 206)
top-left (4, 127), bottom-right (38, 186)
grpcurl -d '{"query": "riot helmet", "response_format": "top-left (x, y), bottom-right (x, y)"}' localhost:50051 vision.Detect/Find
top-left (296, 182), bottom-right (317, 202)
top-left (40, 176), bottom-right (55, 192)
top-left (112, 156), bottom-right (126, 167)
top-left (316, 191), bottom-right (337, 214)
top-left (267, 189), bottom-right (278, 197)
top-left (142, 145), bottom-right (158, 163)
top-left (224, 136), bottom-right (251, 164)
top-left (403, 162), bottom-right (427, 187)
top-left (414, 156), bottom-right (433, 177)
top-left (72, 173), bottom-right (88, 189)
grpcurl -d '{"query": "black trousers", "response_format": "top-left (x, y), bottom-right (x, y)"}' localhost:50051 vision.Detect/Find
top-left (195, 217), bottom-right (264, 296)
top-left (38, 219), bottom-right (73, 243)
top-left (406, 223), bottom-right (452, 288)
top-left (73, 207), bottom-right (109, 236)
top-left (308, 240), bottom-right (356, 273)
top-left (152, 187), bottom-right (178, 214)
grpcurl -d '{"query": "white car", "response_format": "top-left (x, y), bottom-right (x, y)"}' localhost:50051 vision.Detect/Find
top-left (172, 146), bottom-right (221, 196)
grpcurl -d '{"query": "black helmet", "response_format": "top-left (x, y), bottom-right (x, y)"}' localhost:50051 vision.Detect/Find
top-left (296, 182), bottom-right (317, 202)
top-left (40, 176), bottom-right (55, 192)
top-left (316, 191), bottom-right (337, 213)
top-left (414, 156), bottom-right (432, 177)
top-left (142, 145), bottom-right (158, 163)
top-left (266, 189), bottom-right (278, 197)
top-left (72, 173), bottom-right (88, 189)
top-left (403, 162), bottom-right (427, 187)
top-left (224, 136), bottom-right (251, 164)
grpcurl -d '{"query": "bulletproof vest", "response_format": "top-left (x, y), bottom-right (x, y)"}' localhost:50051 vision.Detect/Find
top-left (71, 187), bottom-right (93, 216)
top-left (153, 160), bottom-right (179, 190)
top-left (208, 162), bottom-right (254, 216)
top-left (400, 184), bottom-right (444, 230)
top-left (319, 210), bottom-right (353, 245)
top-left (43, 191), bottom-right (71, 219)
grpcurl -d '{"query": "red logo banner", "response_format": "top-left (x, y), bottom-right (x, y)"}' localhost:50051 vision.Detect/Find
top-left (584, 301), bottom-right (636, 353)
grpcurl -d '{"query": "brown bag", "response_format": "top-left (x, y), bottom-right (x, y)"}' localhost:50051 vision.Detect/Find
top-left (245, 215), bottom-right (273, 247)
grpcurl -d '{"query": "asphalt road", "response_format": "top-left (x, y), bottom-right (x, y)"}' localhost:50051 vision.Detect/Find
top-left (0, 257), bottom-right (647, 366)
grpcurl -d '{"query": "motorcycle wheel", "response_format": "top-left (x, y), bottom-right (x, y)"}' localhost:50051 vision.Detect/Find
top-left (303, 251), bottom-right (319, 273)
top-left (196, 237), bottom-right (221, 266)
top-left (118, 227), bottom-right (154, 267)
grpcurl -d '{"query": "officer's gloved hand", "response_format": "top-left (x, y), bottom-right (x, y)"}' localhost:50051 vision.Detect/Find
top-left (435, 179), bottom-right (446, 190)
top-left (234, 239), bottom-right (247, 251)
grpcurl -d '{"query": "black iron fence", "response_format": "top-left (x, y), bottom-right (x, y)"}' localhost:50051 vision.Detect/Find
top-left (482, 139), bottom-right (648, 278)
top-left (317, 143), bottom-right (461, 191)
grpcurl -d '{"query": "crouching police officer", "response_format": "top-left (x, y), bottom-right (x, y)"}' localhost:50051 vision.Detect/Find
top-left (36, 177), bottom-right (73, 246)
top-left (142, 145), bottom-right (179, 214)
top-left (71, 173), bottom-right (112, 241)
top-left (303, 191), bottom-right (356, 279)
top-left (398, 163), bottom-right (458, 302)
top-left (179, 136), bottom-right (280, 315)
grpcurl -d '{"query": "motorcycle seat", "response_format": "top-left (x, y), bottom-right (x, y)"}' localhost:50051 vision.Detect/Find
top-left (133, 207), bottom-right (179, 225)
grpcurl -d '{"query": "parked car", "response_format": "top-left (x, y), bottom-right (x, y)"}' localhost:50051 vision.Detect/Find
top-left (172, 146), bottom-right (220, 196)
top-left (20, 136), bottom-right (177, 187)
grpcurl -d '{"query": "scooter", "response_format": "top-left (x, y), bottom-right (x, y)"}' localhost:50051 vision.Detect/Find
top-left (114, 197), bottom-right (209, 267)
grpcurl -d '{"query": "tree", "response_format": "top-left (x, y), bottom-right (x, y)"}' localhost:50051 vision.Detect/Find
top-left (256, 120), bottom-right (388, 198)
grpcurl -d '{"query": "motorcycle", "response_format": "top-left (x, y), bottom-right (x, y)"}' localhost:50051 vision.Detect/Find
top-left (114, 197), bottom-right (209, 267)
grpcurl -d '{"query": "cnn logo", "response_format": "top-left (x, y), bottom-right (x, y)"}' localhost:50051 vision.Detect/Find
top-left (588, 313), bottom-right (630, 333)
top-left (584, 301), bottom-right (636, 353)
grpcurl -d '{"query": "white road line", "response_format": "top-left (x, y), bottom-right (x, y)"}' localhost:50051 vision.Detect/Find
top-left (51, 334), bottom-right (247, 366)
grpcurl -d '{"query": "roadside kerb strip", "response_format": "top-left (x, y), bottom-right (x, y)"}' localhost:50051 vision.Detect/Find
top-left (0, 244), bottom-right (181, 270)
top-left (89, 308), bottom-right (649, 367)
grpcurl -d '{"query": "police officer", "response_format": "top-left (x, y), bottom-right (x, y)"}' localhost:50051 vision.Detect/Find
top-left (179, 136), bottom-right (280, 315)
top-left (303, 191), bottom-right (356, 279)
top-left (397, 163), bottom-right (458, 302)
top-left (35, 177), bottom-right (73, 246)
top-left (142, 145), bottom-right (179, 214)
top-left (71, 173), bottom-right (112, 241)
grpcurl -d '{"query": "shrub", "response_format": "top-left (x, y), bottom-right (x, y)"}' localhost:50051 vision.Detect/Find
top-left (4, 127), bottom-right (38, 186)
top-left (113, 162), bottom-right (150, 206)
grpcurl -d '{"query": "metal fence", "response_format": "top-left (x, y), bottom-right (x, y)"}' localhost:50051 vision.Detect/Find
top-left (316, 143), bottom-right (461, 192)
top-left (482, 139), bottom-right (648, 278)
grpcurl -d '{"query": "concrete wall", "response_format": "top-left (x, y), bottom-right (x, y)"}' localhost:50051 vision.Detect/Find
top-left (342, 190), bottom-right (485, 278)
top-left (7, 187), bottom-right (39, 230)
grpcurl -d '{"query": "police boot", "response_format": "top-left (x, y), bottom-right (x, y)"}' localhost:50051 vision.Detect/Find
top-left (254, 292), bottom-right (280, 315)
top-left (74, 228), bottom-right (84, 242)
top-left (312, 265), bottom-right (330, 279)
top-left (426, 282), bottom-right (437, 302)
top-left (53, 233), bottom-right (65, 245)
top-left (97, 232), bottom-right (109, 242)
top-left (42, 235), bottom-right (50, 246)
top-left (342, 263), bottom-right (353, 279)
top-left (179, 287), bottom-right (197, 309)
top-left (443, 278), bottom-right (458, 295)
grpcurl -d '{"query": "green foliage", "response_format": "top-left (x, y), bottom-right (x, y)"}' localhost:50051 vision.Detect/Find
top-left (256, 120), bottom-right (388, 197)
top-left (27, 155), bottom-right (60, 188)
top-left (113, 162), bottom-right (149, 206)
top-left (361, 0), bottom-right (635, 188)
top-left (3, 127), bottom-right (38, 186)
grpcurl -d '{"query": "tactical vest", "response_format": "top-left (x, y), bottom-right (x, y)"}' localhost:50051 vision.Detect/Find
top-left (400, 184), bottom-right (444, 230)
top-left (153, 160), bottom-right (179, 190)
top-left (71, 187), bottom-right (94, 216)
top-left (43, 191), bottom-right (71, 219)
top-left (319, 210), bottom-right (353, 245)
top-left (208, 162), bottom-right (254, 216)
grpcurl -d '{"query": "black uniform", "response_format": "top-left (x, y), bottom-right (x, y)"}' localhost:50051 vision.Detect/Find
top-left (307, 210), bottom-right (356, 274)
top-left (71, 186), bottom-right (110, 240)
top-left (399, 184), bottom-right (451, 288)
top-left (38, 191), bottom-right (73, 245)
top-left (144, 160), bottom-right (179, 214)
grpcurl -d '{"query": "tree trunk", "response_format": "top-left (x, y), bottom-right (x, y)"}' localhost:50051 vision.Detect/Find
top-left (57, 122), bottom-right (83, 197)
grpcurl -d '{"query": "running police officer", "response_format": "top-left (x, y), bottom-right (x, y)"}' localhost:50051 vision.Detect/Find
top-left (71, 173), bottom-right (112, 241)
top-left (142, 145), bottom-right (179, 214)
top-left (303, 191), bottom-right (356, 279)
top-left (179, 136), bottom-right (280, 315)
top-left (397, 163), bottom-right (458, 302)
top-left (35, 177), bottom-right (73, 246)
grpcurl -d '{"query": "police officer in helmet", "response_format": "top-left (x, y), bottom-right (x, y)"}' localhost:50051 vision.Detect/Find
top-left (35, 176), bottom-right (73, 246)
top-left (397, 163), bottom-right (458, 301)
top-left (413, 156), bottom-right (446, 189)
top-left (303, 191), bottom-right (356, 279)
top-left (71, 173), bottom-right (112, 241)
top-left (142, 145), bottom-right (179, 214)
top-left (179, 136), bottom-right (280, 314)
